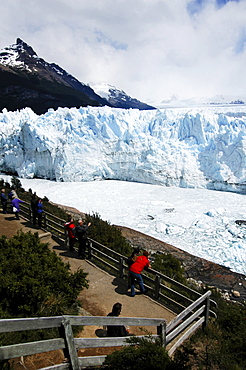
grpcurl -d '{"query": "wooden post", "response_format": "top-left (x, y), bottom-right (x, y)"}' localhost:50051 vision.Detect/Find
top-left (87, 241), bottom-right (92, 260)
top-left (64, 226), bottom-right (69, 249)
top-left (43, 213), bottom-right (47, 229)
top-left (28, 206), bottom-right (32, 222)
top-left (203, 294), bottom-right (210, 330)
top-left (119, 257), bottom-right (124, 279)
top-left (60, 318), bottom-right (79, 370)
top-left (157, 321), bottom-right (166, 348)
top-left (155, 275), bottom-right (160, 299)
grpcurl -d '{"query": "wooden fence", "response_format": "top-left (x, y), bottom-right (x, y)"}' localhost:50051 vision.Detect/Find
top-left (0, 290), bottom-right (212, 369)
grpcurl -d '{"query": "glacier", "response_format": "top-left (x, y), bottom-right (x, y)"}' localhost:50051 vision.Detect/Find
top-left (0, 105), bottom-right (246, 193)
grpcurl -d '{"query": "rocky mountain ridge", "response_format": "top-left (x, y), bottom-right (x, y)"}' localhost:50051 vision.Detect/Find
top-left (0, 38), bottom-right (155, 114)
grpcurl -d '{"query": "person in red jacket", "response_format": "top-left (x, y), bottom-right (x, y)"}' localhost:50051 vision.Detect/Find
top-left (64, 216), bottom-right (76, 252)
top-left (129, 250), bottom-right (151, 297)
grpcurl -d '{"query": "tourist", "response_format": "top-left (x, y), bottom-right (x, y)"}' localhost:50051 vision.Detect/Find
top-left (8, 188), bottom-right (18, 200)
top-left (37, 199), bottom-right (44, 228)
top-left (11, 196), bottom-right (24, 220)
top-left (1, 189), bottom-right (8, 214)
top-left (127, 247), bottom-right (140, 289)
top-left (107, 302), bottom-right (130, 337)
top-left (75, 219), bottom-right (91, 258)
top-left (30, 193), bottom-right (38, 225)
top-left (129, 250), bottom-right (151, 297)
top-left (64, 216), bottom-right (76, 252)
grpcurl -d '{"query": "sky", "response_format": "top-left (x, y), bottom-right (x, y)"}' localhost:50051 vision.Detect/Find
top-left (0, 0), bottom-right (246, 104)
top-left (1, 175), bottom-right (245, 277)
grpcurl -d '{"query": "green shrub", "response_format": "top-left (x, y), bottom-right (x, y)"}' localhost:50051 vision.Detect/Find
top-left (10, 176), bottom-right (22, 190)
top-left (0, 231), bottom-right (88, 318)
top-left (103, 336), bottom-right (176, 370)
top-left (85, 212), bottom-right (132, 255)
top-left (151, 252), bottom-right (186, 284)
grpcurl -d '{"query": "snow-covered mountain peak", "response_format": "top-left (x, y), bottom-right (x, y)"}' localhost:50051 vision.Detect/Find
top-left (0, 38), bottom-right (39, 71)
top-left (89, 83), bottom-right (114, 100)
top-left (91, 83), bottom-right (131, 100)
top-left (0, 38), bottom-right (156, 112)
top-left (15, 38), bottom-right (37, 57)
top-left (0, 38), bottom-right (67, 76)
top-left (0, 38), bottom-right (111, 113)
top-left (90, 82), bottom-right (155, 110)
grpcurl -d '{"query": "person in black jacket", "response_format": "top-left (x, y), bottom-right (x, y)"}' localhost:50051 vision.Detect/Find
top-left (75, 219), bottom-right (91, 259)
top-left (107, 302), bottom-right (130, 337)
top-left (1, 189), bottom-right (7, 214)
top-left (30, 193), bottom-right (38, 225)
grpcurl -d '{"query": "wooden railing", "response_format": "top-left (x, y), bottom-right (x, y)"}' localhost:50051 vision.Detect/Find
top-left (20, 203), bottom-right (66, 241)
top-left (0, 291), bottom-right (212, 369)
top-left (0, 315), bottom-right (166, 369)
top-left (166, 290), bottom-right (211, 355)
top-left (19, 203), bottom-right (217, 316)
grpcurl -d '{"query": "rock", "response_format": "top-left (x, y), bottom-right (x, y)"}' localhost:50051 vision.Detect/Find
top-left (221, 292), bottom-right (230, 300)
top-left (39, 232), bottom-right (52, 239)
top-left (235, 220), bottom-right (246, 226)
top-left (231, 290), bottom-right (240, 298)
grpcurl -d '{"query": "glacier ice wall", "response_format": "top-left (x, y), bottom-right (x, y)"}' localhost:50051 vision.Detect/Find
top-left (0, 105), bottom-right (245, 192)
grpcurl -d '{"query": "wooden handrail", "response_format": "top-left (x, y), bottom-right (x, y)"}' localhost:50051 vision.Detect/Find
top-left (166, 290), bottom-right (212, 334)
top-left (0, 291), bottom-right (212, 368)
top-left (0, 316), bottom-right (166, 365)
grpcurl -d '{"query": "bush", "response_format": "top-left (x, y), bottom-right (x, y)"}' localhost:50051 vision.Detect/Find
top-left (10, 176), bottom-right (22, 190)
top-left (0, 231), bottom-right (88, 318)
top-left (151, 252), bottom-right (186, 284)
top-left (103, 336), bottom-right (177, 370)
top-left (85, 212), bottom-right (132, 256)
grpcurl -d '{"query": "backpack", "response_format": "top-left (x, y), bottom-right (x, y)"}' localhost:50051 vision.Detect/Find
top-left (127, 255), bottom-right (138, 267)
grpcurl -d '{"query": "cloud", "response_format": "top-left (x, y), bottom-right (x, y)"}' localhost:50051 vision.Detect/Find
top-left (0, 0), bottom-right (245, 104)
top-left (94, 30), bottom-right (128, 51)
